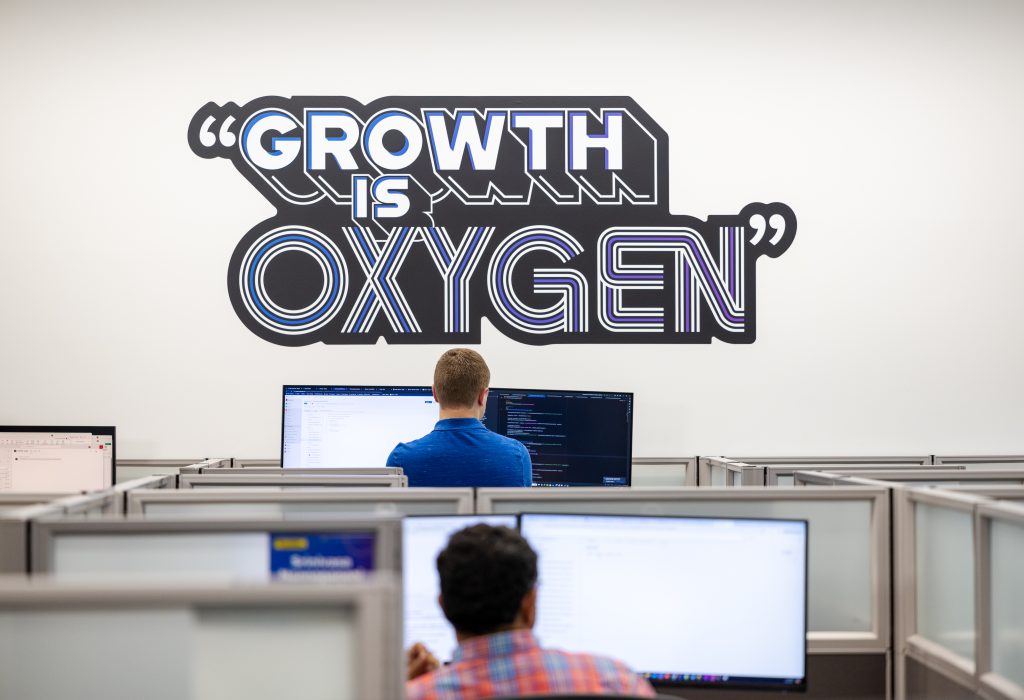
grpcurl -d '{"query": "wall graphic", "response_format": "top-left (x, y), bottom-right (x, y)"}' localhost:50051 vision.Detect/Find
top-left (189, 97), bottom-right (796, 346)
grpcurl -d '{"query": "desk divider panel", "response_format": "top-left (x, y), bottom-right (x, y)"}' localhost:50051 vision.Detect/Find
top-left (198, 466), bottom-right (405, 477)
top-left (126, 487), bottom-right (474, 518)
top-left (631, 457), bottom-right (698, 486)
top-left (178, 473), bottom-right (408, 489)
top-left (700, 458), bottom-right (763, 487)
top-left (933, 455), bottom-right (1024, 470)
top-left (30, 515), bottom-right (402, 580)
top-left (114, 459), bottom-right (205, 483)
top-left (764, 463), bottom-right (962, 487)
top-left (730, 455), bottom-right (934, 466)
top-left (0, 577), bottom-right (402, 700)
top-left (476, 485), bottom-right (890, 655)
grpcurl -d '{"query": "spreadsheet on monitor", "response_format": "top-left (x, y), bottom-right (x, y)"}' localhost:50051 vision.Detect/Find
top-left (282, 386), bottom-right (436, 468)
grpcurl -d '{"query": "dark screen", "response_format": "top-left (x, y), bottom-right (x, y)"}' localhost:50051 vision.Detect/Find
top-left (483, 389), bottom-right (633, 486)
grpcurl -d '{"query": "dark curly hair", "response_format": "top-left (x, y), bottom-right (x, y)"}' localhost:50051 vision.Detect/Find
top-left (437, 524), bottom-right (538, 635)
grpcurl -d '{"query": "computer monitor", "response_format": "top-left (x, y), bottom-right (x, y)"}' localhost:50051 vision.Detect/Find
top-left (519, 513), bottom-right (808, 690)
top-left (402, 514), bottom-right (518, 662)
top-left (282, 386), bottom-right (436, 468)
top-left (0, 426), bottom-right (115, 492)
top-left (483, 389), bottom-right (633, 486)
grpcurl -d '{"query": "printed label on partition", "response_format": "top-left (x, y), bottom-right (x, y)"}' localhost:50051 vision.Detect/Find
top-left (189, 96), bottom-right (796, 346)
top-left (269, 532), bottom-right (375, 580)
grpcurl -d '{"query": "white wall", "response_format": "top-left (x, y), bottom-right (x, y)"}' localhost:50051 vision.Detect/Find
top-left (1, 0), bottom-right (1021, 458)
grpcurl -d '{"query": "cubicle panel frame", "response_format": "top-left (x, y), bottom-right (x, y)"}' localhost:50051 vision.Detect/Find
top-left (198, 466), bottom-right (406, 477)
top-left (30, 515), bottom-right (403, 576)
top-left (699, 458), bottom-right (763, 486)
top-left (764, 463), bottom-right (964, 486)
top-left (893, 486), bottom-right (989, 700)
top-left (976, 500), bottom-right (1024, 700)
top-left (126, 487), bottom-right (475, 516)
top-left (232, 458), bottom-right (281, 468)
top-left (0, 576), bottom-right (403, 700)
top-left (731, 455), bottom-right (933, 466)
top-left (476, 485), bottom-right (891, 655)
top-left (935, 485), bottom-right (1024, 501)
top-left (0, 494), bottom-right (69, 510)
top-left (178, 473), bottom-right (408, 489)
top-left (631, 457), bottom-right (698, 486)
top-left (110, 475), bottom-right (177, 515)
top-left (797, 469), bottom-right (1024, 488)
top-left (934, 455), bottom-right (1024, 467)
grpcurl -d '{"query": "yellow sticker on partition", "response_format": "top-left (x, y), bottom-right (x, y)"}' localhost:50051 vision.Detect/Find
top-left (272, 537), bottom-right (309, 551)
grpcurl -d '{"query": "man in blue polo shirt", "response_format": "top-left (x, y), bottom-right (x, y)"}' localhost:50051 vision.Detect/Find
top-left (387, 348), bottom-right (532, 487)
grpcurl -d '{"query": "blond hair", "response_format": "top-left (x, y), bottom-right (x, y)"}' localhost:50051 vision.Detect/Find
top-left (433, 348), bottom-right (490, 408)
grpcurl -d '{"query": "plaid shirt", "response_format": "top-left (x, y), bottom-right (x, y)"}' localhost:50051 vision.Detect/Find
top-left (406, 629), bottom-right (656, 699)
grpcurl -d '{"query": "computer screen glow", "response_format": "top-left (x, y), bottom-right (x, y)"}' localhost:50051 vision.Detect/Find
top-left (0, 426), bottom-right (115, 492)
top-left (282, 386), bottom-right (436, 468)
top-left (519, 513), bottom-right (807, 689)
top-left (402, 514), bottom-right (518, 662)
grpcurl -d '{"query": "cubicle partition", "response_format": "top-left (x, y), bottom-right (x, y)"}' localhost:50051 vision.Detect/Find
top-left (795, 470), bottom-right (1024, 488)
top-left (762, 464), bottom-right (964, 487)
top-left (30, 515), bottom-right (402, 580)
top-left (631, 457), bottom-right (698, 486)
top-left (732, 455), bottom-right (934, 466)
top-left (178, 473), bottom-right (408, 489)
top-left (894, 488), bottom-right (1024, 700)
top-left (0, 493), bottom-right (66, 514)
top-left (477, 486), bottom-right (892, 698)
top-left (115, 458), bottom-right (204, 483)
top-left (195, 466), bottom-right (405, 477)
top-left (700, 458), bottom-right (763, 486)
top-left (126, 487), bottom-right (474, 518)
top-left (0, 576), bottom-right (403, 700)
top-left (933, 454), bottom-right (1024, 470)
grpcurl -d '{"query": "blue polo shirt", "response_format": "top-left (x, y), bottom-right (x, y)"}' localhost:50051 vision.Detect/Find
top-left (386, 418), bottom-right (532, 487)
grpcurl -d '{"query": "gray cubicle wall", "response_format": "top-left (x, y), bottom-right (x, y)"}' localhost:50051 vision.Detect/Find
top-left (477, 486), bottom-right (892, 700)
top-left (795, 469), bottom-right (1024, 488)
top-left (732, 455), bottom-right (933, 466)
top-left (933, 454), bottom-right (1024, 470)
top-left (115, 458), bottom-right (207, 483)
top-left (934, 485), bottom-right (1024, 502)
top-left (631, 457), bottom-right (698, 486)
top-left (893, 488), bottom-right (1024, 700)
top-left (0, 493), bottom-right (66, 514)
top-left (196, 466), bottom-right (405, 477)
top-left (700, 458), bottom-right (763, 486)
top-left (763, 464), bottom-right (965, 487)
top-left (0, 577), bottom-right (403, 700)
top-left (126, 487), bottom-right (474, 518)
top-left (31, 515), bottom-right (402, 579)
top-left (214, 457), bottom-right (700, 486)
top-left (178, 473), bottom-right (408, 489)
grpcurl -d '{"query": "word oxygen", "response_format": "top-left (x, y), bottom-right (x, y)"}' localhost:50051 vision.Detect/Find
top-left (189, 96), bottom-right (797, 346)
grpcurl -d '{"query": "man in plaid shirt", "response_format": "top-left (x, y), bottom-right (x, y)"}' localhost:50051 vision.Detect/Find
top-left (406, 524), bottom-right (656, 699)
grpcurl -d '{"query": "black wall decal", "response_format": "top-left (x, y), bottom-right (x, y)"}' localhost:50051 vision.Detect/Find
top-left (188, 96), bottom-right (795, 346)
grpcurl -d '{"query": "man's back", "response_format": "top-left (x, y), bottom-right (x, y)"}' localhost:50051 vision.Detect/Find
top-left (406, 629), bottom-right (656, 700)
top-left (387, 418), bottom-right (531, 487)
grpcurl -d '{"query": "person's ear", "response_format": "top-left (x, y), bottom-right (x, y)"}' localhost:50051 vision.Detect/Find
top-left (520, 586), bottom-right (538, 628)
top-left (478, 387), bottom-right (489, 407)
top-left (431, 385), bottom-right (439, 403)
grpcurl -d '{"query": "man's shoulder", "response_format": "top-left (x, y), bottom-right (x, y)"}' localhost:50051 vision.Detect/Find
top-left (536, 647), bottom-right (655, 695)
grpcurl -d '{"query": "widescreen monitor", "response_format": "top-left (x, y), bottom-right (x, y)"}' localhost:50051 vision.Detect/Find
top-left (483, 389), bottom-right (633, 486)
top-left (402, 514), bottom-right (518, 662)
top-left (282, 386), bottom-right (436, 468)
top-left (0, 426), bottom-right (115, 492)
top-left (519, 513), bottom-right (808, 690)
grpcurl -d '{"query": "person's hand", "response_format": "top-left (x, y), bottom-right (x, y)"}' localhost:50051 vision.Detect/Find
top-left (406, 642), bottom-right (440, 680)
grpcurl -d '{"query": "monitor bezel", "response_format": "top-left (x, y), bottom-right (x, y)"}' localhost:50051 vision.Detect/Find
top-left (517, 511), bottom-right (809, 692)
top-left (0, 425), bottom-right (117, 490)
top-left (280, 385), bottom-right (433, 467)
top-left (485, 387), bottom-right (635, 487)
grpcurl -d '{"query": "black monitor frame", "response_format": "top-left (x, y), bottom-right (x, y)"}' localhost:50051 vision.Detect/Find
top-left (484, 387), bottom-right (634, 487)
top-left (0, 426), bottom-right (117, 489)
